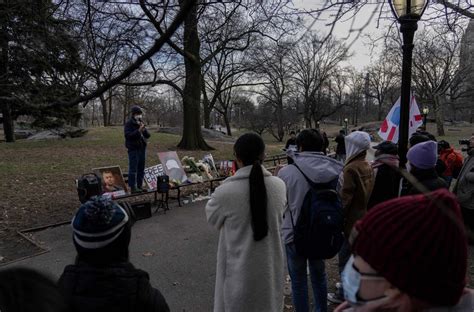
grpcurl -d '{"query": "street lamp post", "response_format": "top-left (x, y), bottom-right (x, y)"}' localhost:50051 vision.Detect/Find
top-left (389, 0), bottom-right (428, 168)
top-left (422, 107), bottom-right (430, 130)
top-left (344, 118), bottom-right (348, 135)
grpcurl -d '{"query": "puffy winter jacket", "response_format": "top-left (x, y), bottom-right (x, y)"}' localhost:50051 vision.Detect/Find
top-left (58, 262), bottom-right (169, 312)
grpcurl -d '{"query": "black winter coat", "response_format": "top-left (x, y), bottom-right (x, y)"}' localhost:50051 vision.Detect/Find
top-left (124, 118), bottom-right (151, 151)
top-left (335, 134), bottom-right (346, 155)
top-left (407, 167), bottom-right (448, 195)
top-left (58, 262), bottom-right (169, 312)
top-left (368, 164), bottom-right (401, 209)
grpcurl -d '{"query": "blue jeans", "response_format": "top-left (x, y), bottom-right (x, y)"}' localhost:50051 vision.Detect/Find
top-left (286, 243), bottom-right (327, 312)
top-left (337, 239), bottom-right (351, 297)
top-left (128, 148), bottom-right (146, 189)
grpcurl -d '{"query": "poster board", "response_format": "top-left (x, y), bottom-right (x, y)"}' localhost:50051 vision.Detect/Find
top-left (143, 164), bottom-right (166, 190)
top-left (93, 165), bottom-right (128, 196)
top-left (158, 151), bottom-right (188, 184)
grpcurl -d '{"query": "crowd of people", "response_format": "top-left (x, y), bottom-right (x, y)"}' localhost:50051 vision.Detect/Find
top-left (206, 128), bottom-right (474, 312)
top-left (1, 126), bottom-right (473, 312)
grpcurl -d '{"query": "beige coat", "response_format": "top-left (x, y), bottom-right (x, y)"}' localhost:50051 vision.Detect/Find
top-left (340, 153), bottom-right (374, 237)
top-left (206, 165), bottom-right (287, 312)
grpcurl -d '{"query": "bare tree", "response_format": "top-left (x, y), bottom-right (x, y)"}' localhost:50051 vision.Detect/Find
top-left (290, 33), bottom-right (349, 127)
top-left (329, 68), bottom-right (349, 125)
top-left (412, 27), bottom-right (467, 136)
top-left (367, 53), bottom-right (399, 121)
top-left (247, 101), bottom-right (272, 136)
top-left (346, 69), bottom-right (365, 126)
top-left (201, 46), bottom-right (254, 134)
top-left (250, 41), bottom-right (293, 142)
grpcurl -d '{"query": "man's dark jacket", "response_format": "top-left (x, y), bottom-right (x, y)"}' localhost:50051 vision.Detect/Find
top-left (335, 134), bottom-right (346, 155)
top-left (58, 262), bottom-right (169, 312)
top-left (368, 164), bottom-right (400, 209)
top-left (124, 118), bottom-right (151, 151)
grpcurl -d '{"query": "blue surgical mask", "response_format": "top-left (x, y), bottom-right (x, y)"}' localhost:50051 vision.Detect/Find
top-left (342, 255), bottom-right (386, 305)
top-left (342, 255), bottom-right (361, 304)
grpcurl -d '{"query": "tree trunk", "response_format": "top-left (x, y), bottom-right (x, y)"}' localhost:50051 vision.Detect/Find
top-left (123, 86), bottom-right (129, 125)
top-left (304, 94), bottom-right (311, 128)
top-left (201, 76), bottom-right (212, 129)
top-left (354, 101), bottom-right (359, 127)
top-left (203, 102), bottom-right (211, 129)
top-left (2, 103), bottom-right (14, 142)
top-left (100, 94), bottom-right (108, 126)
top-left (91, 103), bottom-right (96, 127)
top-left (276, 102), bottom-right (284, 142)
top-left (0, 2), bottom-right (12, 142)
top-left (107, 89), bottom-right (113, 126)
top-left (222, 111), bottom-right (231, 136)
top-left (177, 1), bottom-right (212, 150)
top-left (434, 95), bottom-right (445, 136)
top-left (377, 99), bottom-right (383, 121)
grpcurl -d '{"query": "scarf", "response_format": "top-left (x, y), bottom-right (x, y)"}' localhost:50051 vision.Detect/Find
top-left (372, 154), bottom-right (399, 169)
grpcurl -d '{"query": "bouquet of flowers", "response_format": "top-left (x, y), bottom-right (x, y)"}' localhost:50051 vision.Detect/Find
top-left (182, 156), bottom-right (201, 175)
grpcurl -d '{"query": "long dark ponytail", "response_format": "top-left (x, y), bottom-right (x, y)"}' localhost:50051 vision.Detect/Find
top-left (234, 133), bottom-right (268, 241)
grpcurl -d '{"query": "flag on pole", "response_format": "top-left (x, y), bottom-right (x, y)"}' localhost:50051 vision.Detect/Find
top-left (378, 95), bottom-right (423, 143)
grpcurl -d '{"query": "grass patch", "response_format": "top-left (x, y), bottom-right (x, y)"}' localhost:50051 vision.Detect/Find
top-left (0, 127), bottom-right (287, 242)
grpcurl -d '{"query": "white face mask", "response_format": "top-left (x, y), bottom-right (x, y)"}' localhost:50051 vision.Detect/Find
top-left (134, 114), bottom-right (143, 121)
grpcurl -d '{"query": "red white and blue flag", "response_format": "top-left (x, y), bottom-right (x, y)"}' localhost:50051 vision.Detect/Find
top-left (378, 95), bottom-right (423, 143)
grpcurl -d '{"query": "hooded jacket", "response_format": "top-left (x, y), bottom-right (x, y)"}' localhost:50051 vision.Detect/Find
top-left (278, 151), bottom-right (344, 244)
top-left (340, 131), bottom-right (374, 237)
top-left (58, 262), bottom-right (169, 312)
top-left (205, 165), bottom-right (286, 312)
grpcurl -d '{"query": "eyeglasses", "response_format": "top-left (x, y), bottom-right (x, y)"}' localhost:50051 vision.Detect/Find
top-left (352, 260), bottom-right (384, 280)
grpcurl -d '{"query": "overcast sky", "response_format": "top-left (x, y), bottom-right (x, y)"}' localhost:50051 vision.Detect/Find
top-left (294, 0), bottom-right (393, 70)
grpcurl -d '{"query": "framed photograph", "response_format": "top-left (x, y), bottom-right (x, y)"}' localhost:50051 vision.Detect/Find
top-left (92, 166), bottom-right (128, 195)
top-left (158, 151), bottom-right (188, 184)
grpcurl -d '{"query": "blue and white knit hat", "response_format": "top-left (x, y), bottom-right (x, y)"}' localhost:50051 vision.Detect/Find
top-left (72, 196), bottom-right (129, 250)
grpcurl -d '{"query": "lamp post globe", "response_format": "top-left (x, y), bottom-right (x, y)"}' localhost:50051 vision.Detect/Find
top-left (389, 0), bottom-right (428, 168)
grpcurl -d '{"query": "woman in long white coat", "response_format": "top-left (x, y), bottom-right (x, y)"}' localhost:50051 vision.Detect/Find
top-left (206, 133), bottom-right (287, 312)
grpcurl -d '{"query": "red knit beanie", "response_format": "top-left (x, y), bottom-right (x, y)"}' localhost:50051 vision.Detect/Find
top-left (352, 189), bottom-right (467, 307)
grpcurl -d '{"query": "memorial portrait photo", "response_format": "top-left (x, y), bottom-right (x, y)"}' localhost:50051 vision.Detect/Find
top-left (93, 166), bottom-right (128, 194)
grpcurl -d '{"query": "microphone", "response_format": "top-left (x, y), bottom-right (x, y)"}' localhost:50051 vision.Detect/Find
top-left (138, 118), bottom-right (146, 127)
